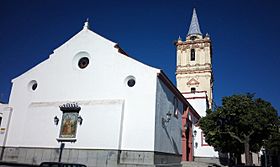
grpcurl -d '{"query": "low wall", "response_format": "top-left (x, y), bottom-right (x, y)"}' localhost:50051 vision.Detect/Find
top-left (194, 156), bottom-right (220, 164)
top-left (0, 147), bottom-right (181, 167)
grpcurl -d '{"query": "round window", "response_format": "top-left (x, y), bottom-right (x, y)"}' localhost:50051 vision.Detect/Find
top-left (127, 79), bottom-right (136, 87)
top-left (32, 83), bottom-right (38, 91)
top-left (78, 57), bottom-right (89, 69)
top-left (73, 52), bottom-right (91, 70)
top-left (28, 80), bottom-right (38, 92)
top-left (125, 76), bottom-right (136, 88)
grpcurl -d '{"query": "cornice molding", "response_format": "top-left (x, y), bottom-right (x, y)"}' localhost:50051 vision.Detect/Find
top-left (176, 39), bottom-right (211, 46)
top-left (176, 66), bottom-right (212, 72)
top-left (177, 63), bottom-right (212, 68)
top-left (176, 74), bottom-right (212, 79)
top-left (176, 69), bottom-right (212, 75)
top-left (177, 42), bottom-right (211, 51)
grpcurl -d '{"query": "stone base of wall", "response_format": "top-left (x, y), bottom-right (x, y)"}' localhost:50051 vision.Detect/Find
top-left (0, 147), bottom-right (181, 167)
top-left (193, 156), bottom-right (227, 167)
top-left (181, 161), bottom-right (221, 167)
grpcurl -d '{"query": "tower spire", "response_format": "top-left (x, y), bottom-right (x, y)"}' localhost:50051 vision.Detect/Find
top-left (187, 8), bottom-right (202, 36)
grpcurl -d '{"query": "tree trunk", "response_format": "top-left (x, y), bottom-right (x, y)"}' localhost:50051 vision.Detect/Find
top-left (244, 137), bottom-right (252, 165)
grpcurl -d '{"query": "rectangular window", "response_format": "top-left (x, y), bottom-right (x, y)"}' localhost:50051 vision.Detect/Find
top-left (191, 87), bottom-right (196, 93)
top-left (191, 49), bottom-right (195, 61)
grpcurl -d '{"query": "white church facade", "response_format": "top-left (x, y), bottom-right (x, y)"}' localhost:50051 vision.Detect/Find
top-left (0, 19), bottom-right (202, 166)
top-left (0, 8), bottom-right (224, 167)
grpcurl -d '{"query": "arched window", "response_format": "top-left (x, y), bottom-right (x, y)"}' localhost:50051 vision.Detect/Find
top-left (191, 49), bottom-right (195, 61)
top-left (190, 36), bottom-right (197, 40)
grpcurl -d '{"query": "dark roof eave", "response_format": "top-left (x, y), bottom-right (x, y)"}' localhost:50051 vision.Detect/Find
top-left (114, 44), bottom-right (129, 56)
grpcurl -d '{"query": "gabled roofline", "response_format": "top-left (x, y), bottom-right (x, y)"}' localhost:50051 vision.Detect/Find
top-left (114, 44), bottom-right (129, 56)
top-left (157, 70), bottom-right (201, 120)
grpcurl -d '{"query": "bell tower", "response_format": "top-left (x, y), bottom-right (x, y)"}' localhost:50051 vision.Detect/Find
top-left (175, 8), bottom-right (213, 109)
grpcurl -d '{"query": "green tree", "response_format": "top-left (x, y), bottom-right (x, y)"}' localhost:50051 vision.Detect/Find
top-left (200, 94), bottom-right (278, 165)
top-left (264, 117), bottom-right (280, 166)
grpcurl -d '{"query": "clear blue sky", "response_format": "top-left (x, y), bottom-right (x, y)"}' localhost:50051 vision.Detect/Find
top-left (1, 0), bottom-right (279, 115)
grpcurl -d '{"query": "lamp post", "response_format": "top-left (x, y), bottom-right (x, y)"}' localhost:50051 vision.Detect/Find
top-left (58, 143), bottom-right (65, 162)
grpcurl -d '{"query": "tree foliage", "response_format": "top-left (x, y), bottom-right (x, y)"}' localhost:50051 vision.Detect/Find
top-left (199, 94), bottom-right (278, 165)
top-left (264, 116), bottom-right (280, 156)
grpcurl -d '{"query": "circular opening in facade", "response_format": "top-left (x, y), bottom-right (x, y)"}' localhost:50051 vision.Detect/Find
top-left (125, 76), bottom-right (136, 88)
top-left (127, 79), bottom-right (136, 87)
top-left (32, 83), bottom-right (38, 90)
top-left (73, 52), bottom-right (91, 70)
top-left (28, 80), bottom-right (38, 92)
top-left (78, 57), bottom-right (89, 69)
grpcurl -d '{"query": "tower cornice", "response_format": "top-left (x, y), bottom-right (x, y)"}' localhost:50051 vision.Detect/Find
top-left (176, 63), bottom-right (212, 68)
top-left (176, 69), bottom-right (212, 75)
top-left (175, 38), bottom-right (211, 46)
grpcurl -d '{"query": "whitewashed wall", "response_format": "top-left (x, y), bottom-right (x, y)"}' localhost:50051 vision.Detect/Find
top-left (183, 92), bottom-right (218, 157)
top-left (7, 27), bottom-right (159, 151)
top-left (193, 126), bottom-right (218, 157)
top-left (154, 79), bottom-right (183, 154)
top-left (183, 92), bottom-right (208, 117)
top-left (0, 103), bottom-right (12, 146)
top-left (18, 100), bottom-right (123, 149)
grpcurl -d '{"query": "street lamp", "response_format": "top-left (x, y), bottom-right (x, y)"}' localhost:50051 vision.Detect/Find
top-left (195, 142), bottom-right (198, 148)
top-left (162, 111), bottom-right (172, 126)
top-left (77, 116), bottom-right (83, 125)
top-left (193, 130), bottom-right (197, 137)
top-left (54, 116), bottom-right (59, 125)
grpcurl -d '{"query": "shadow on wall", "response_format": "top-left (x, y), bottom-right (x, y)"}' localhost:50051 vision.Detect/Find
top-left (163, 126), bottom-right (179, 155)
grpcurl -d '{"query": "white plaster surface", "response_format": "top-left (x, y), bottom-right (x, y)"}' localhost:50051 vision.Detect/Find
top-left (184, 92), bottom-right (218, 157)
top-left (155, 79), bottom-right (183, 154)
top-left (193, 126), bottom-right (218, 157)
top-left (0, 103), bottom-right (12, 146)
top-left (6, 26), bottom-right (180, 155)
top-left (183, 92), bottom-right (208, 117)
